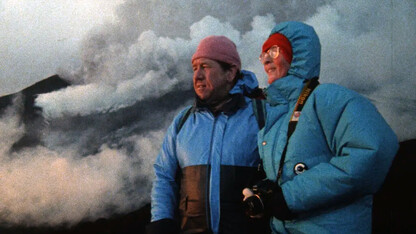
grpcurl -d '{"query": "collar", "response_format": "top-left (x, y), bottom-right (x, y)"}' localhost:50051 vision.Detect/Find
top-left (194, 93), bottom-right (246, 116)
top-left (265, 75), bottom-right (306, 106)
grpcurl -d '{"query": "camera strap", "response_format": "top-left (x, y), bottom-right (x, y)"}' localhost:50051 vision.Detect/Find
top-left (276, 77), bottom-right (319, 180)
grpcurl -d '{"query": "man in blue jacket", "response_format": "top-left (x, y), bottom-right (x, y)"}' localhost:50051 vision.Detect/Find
top-left (148, 36), bottom-right (267, 234)
top-left (242, 21), bottom-right (399, 233)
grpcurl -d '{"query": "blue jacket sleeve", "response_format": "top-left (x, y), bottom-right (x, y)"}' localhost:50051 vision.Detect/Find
top-left (282, 85), bottom-right (399, 212)
top-left (150, 108), bottom-right (189, 222)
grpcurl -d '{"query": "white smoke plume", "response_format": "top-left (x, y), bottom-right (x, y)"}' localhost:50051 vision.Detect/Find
top-left (307, 0), bottom-right (416, 141)
top-left (0, 0), bottom-right (415, 228)
top-left (0, 99), bottom-right (170, 226)
top-left (0, 0), bottom-right (122, 96)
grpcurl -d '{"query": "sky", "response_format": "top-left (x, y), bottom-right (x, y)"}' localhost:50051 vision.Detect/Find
top-left (0, 0), bottom-right (415, 227)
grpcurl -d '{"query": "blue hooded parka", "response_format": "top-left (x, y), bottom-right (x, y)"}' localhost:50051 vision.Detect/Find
top-left (151, 71), bottom-right (264, 233)
top-left (259, 21), bottom-right (399, 233)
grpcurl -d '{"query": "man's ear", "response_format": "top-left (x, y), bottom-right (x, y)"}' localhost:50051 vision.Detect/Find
top-left (226, 66), bottom-right (238, 83)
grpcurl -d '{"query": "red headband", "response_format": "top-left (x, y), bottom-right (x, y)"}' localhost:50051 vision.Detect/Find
top-left (262, 33), bottom-right (293, 64)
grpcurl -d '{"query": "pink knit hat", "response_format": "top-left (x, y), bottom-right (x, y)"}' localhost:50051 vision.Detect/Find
top-left (192, 35), bottom-right (241, 70)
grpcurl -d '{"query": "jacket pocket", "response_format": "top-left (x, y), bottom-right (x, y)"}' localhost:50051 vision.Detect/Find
top-left (179, 166), bottom-right (209, 232)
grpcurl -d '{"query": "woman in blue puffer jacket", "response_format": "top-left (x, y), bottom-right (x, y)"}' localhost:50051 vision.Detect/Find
top-left (243, 21), bottom-right (399, 233)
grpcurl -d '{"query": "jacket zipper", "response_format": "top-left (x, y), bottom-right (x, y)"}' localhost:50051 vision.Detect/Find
top-left (205, 115), bottom-right (216, 231)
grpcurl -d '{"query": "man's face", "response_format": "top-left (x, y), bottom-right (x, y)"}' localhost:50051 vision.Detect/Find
top-left (262, 48), bottom-right (290, 84)
top-left (192, 58), bottom-right (234, 104)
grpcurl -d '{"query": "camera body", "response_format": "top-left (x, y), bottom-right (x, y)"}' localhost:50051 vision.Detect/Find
top-left (243, 179), bottom-right (276, 218)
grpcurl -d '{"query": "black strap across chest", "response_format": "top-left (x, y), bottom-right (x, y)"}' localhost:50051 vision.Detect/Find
top-left (277, 77), bottom-right (319, 180)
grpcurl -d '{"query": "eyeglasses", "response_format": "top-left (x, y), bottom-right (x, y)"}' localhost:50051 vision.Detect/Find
top-left (259, 45), bottom-right (280, 64)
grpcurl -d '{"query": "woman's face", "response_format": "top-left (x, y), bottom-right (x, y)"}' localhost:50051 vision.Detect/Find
top-left (260, 46), bottom-right (290, 84)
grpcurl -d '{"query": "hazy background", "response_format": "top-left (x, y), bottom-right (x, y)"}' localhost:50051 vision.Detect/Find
top-left (0, 0), bottom-right (415, 227)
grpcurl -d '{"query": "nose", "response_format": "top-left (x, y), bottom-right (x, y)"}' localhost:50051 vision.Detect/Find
top-left (263, 60), bottom-right (272, 66)
top-left (193, 67), bottom-right (204, 80)
top-left (261, 54), bottom-right (272, 65)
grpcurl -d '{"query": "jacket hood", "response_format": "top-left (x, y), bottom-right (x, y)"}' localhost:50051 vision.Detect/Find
top-left (229, 70), bottom-right (259, 95)
top-left (269, 21), bottom-right (321, 80)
